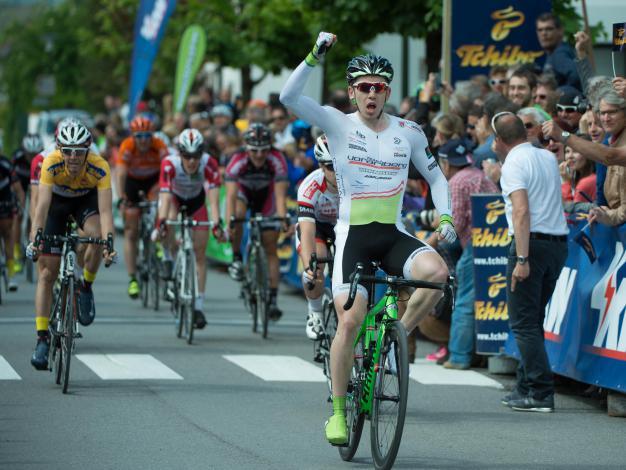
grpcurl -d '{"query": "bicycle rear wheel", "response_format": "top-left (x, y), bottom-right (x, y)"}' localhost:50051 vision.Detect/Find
top-left (321, 288), bottom-right (337, 394)
top-left (370, 320), bottom-right (409, 470)
top-left (339, 337), bottom-right (365, 461)
top-left (139, 240), bottom-right (150, 308)
top-left (173, 261), bottom-right (184, 338)
top-left (60, 280), bottom-right (76, 394)
top-left (255, 247), bottom-right (269, 339)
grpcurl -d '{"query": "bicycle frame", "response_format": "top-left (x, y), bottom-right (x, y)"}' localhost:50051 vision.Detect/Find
top-left (353, 286), bottom-right (399, 416)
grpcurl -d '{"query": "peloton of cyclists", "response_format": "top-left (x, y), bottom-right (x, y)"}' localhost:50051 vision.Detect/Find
top-left (0, 151), bottom-right (25, 292)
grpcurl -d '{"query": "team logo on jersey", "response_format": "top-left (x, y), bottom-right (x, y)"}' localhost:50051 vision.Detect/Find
top-left (426, 148), bottom-right (435, 160)
top-left (394, 137), bottom-right (401, 145)
top-left (356, 130), bottom-right (366, 140)
top-left (348, 143), bottom-right (367, 152)
top-left (427, 161), bottom-right (438, 171)
top-left (393, 152), bottom-right (406, 158)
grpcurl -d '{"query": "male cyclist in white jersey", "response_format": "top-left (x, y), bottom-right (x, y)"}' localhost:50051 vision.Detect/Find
top-left (280, 32), bottom-right (457, 445)
top-left (296, 135), bottom-right (339, 340)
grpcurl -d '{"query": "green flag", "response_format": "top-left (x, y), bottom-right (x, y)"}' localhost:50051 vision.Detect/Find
top-left (173, 25), bottom-right (206, 113)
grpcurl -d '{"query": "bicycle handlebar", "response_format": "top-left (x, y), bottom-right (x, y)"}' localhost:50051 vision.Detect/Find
top-left (36, 230), bottom-right (115, 267)
top-left (342, 262), bottom-right (451, 311)
top-left (230, 215), bottom-right (290, 228)
top-left (165, 219), bottom-right (213, 228)
top-left (306, 252), bottom-right (334, 291)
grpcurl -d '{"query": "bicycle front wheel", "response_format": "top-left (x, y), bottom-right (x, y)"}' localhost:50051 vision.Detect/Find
top-left (255, 247), bottom-right (270, 339)
top-left (246, 246), bottom-right (259, 333)
top-left (185, 251), bottom-right (196, 345)
top-left (339, 336), bottom-right (365, 461)
top-left (370, 320), bottom-right (409, 470)
top-left (150, 248), bottom-right (160, 311)
top-left (60, 280), bottom-right (76, 394)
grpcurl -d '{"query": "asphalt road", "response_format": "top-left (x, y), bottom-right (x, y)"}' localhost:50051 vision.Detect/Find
top-left (0, 262), bottom-right (624, 470)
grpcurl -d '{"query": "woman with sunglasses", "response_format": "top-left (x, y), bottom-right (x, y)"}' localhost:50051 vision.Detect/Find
top-left (28, 121), bottom-right (116, 370)
top-left (117, 116), bottom-right (169, 299)
top-left (155, 129), bottom-right (222, 330)
top-left (296, 135), bottom-right (338, 340)
top-left (280, 32), bottom-right (456, 445)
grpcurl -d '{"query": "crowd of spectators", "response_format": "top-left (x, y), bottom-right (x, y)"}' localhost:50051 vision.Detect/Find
top-left (83, 12), bottom-right (626, 369)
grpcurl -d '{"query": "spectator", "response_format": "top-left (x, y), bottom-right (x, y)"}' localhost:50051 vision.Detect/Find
top-left (489, 66), bottom-right (509, 96)
top-left (560, 137), bottom-right (596, 203)
top-left (493, 112), bottom-right (568, 412)
top-left (534, 74), bottom-right (559, 115)
top-left (432, 113), bottom-right (464, 149)
top-left (210, 104), bottom-right (238, 137)
top-left (473, 92), bottom-right (518, 169)
top-left (435, 139), bottom-right (497, 370)
top-left (508, 68), bottom-right (536, 108)
top-left (556, 90), bottom-right (585, 133)
top-left (535, 12), bottom-right (582, 91)
top-left (465, 104), bottom-right (483, 149)
top-left (517, 107), bottom-right (548, 147)
top-left (328, 89), bottom-right (353, 114)
top-left (270, 104), bottom-right (295, 152)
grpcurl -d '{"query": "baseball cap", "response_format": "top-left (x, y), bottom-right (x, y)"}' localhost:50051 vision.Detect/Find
top-left (438, 139), bottom-right (473, 167)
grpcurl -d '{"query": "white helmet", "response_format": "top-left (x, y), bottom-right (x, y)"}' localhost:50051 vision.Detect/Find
top-left (22, 133), bottom-right (44, 154)
top-left (56, 122), bottom-right (91, 147)
top-left (178, 128), bottom-right (204, 154)
top-left (314, 135), bottom-right (332, 164)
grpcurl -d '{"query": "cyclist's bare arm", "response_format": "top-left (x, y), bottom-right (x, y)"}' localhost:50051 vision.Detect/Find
top-left (12, 180), bottom-right (25, 208)
top-left (31, 183), bottom-right (52, 240)
top-left (30, 186), bottom-right (38, 223)
top-left (224, 181), bottom-right (238, 225)
top-left (298, 220), bottom-right (316, 269)
top-left (116, 164), bottom-right (128, 200)
top-left (97, 188), bottom-right (115, 239)
top-left (157, 191), bottom-right (173, 221)
top-left (208, 186), bottom-right (221, 226)
top-left (275, 180), bottom-right (289, 219)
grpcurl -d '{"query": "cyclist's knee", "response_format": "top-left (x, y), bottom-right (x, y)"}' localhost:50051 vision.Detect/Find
top-left (38, 262), bottom-right (59, 284)
top-left (409, 252), bottom-right (448, 283)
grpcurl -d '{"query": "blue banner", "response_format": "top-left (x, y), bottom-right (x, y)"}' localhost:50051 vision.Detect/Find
top-left (505, 220), bottom-right (626, 392)
top-left (471, 194), bottom-right (512, 354)
top-left (128, 0), bottom-right (176, 120)
top-left (451, 0), bottom-right (550, 83)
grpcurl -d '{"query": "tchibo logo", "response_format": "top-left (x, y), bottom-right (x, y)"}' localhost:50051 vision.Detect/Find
top-left (591, 242), bottom-right (626, 351)
top-left (141, 0), bottom-right (168, 41)
top-left (544, 267), bottom-right (577, 337)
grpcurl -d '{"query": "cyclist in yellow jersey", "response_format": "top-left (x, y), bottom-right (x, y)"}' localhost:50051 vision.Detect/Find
top-left (28, 121), bottom-right (116, 370)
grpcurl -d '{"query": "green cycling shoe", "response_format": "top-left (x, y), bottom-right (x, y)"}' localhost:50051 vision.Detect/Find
top-left (325, 414), bottom-right (348, 445)
top-left (128, 278), bottom-right (140, 299)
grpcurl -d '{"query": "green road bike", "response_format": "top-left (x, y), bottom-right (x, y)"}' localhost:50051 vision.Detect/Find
top-left (338, 262), bottom-right (452, 470)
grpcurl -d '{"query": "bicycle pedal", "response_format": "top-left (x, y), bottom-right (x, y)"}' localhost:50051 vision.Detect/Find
top-left (74, 332), bottom-right (83, 339)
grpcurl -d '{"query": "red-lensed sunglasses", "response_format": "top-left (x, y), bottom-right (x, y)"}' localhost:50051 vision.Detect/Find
top-left (353, 82), bottom-right (389, 94)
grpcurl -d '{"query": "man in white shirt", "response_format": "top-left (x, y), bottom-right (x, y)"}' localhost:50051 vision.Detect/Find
top-left (493, 112), bottom-right (568, 413)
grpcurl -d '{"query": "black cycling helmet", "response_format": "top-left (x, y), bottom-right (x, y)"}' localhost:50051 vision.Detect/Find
top-left (346, 54), bottom-right (394, 84)
top-left (244, 123), bottom-right (272, 148)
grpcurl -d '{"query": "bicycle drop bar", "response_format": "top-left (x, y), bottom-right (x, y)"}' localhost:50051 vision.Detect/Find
top-left (165, 219), bottom-right (213, 228)
top-left (39, 233), bottom-right (115, 267)
top-left (229, 215), bottom-right (290, 228)
top-left (342, 262), bottom-right (450, 311)
top-left (306, 252), bottom-right (334, 291)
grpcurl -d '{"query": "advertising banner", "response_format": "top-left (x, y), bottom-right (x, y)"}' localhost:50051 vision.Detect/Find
top-left (174, 25), bottom-right (207, 113)
top-left (128, 0), bottom-right (176, 120)
top-left (451, 0), bottom-right (550, 82)
top-left (471, 194), bottom-right (511, 354)
top-left (506, 222), bottom-right (626, 392)
top-left (613, 22), bottom-right (626, 52)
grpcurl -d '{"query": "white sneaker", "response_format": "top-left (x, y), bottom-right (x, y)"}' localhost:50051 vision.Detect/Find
top-left (305, 311), bottom-right (323, 340)
top-left (228, 261), bottom-right (244, 281)
top-left (386, 343), bottom-right (398, 376)
top-left (8, 279), bottom-right (18, 292)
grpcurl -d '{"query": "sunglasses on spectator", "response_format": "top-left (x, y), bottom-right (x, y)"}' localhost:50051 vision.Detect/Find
top-left (466, 123), bottom-right (476, 130)
top-left (60, 147), bottom-right (88, 157)
top-left (134, 132), bottom-right (153, 139)
top-left (490, 111), bottom-right (516, 136)
top-left (181, 151), bottom-right (202, 160)
top-left (353, 82), bottom-right (389, 94)
top-left (557, 104), bottom-right (578, 113)
top-left (248, 146), bottom-right (270, 154)
top-left (321, 163), bottom-right (334, 171)
top-left (489, 78), bottom-right (508, 86)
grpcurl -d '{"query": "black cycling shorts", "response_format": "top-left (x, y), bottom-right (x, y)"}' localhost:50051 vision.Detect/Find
top-left (42, 190), bottom-right (99, 255)
top-left (332, 222), bottom-right (434, 298)
top-left (125, 175), bottom-right (159, 204)
top-left (295, 221), bottom-right (335, 251)
top-left (0, 189), bottom-right (15, 219)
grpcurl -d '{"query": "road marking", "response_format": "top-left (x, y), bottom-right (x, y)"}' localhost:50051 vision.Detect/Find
top-left (76, 354), bottom-right (183, 380)
top-left (223, 355), bottom-right (326, 382)
top-left (0, 356), bottom-right (21, 380)
top-left (409, 360), bottom-right (503, 388)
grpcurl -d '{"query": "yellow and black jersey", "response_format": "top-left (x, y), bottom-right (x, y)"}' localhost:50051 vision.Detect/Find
top-left (39, 150), bottom-right (111, 197)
